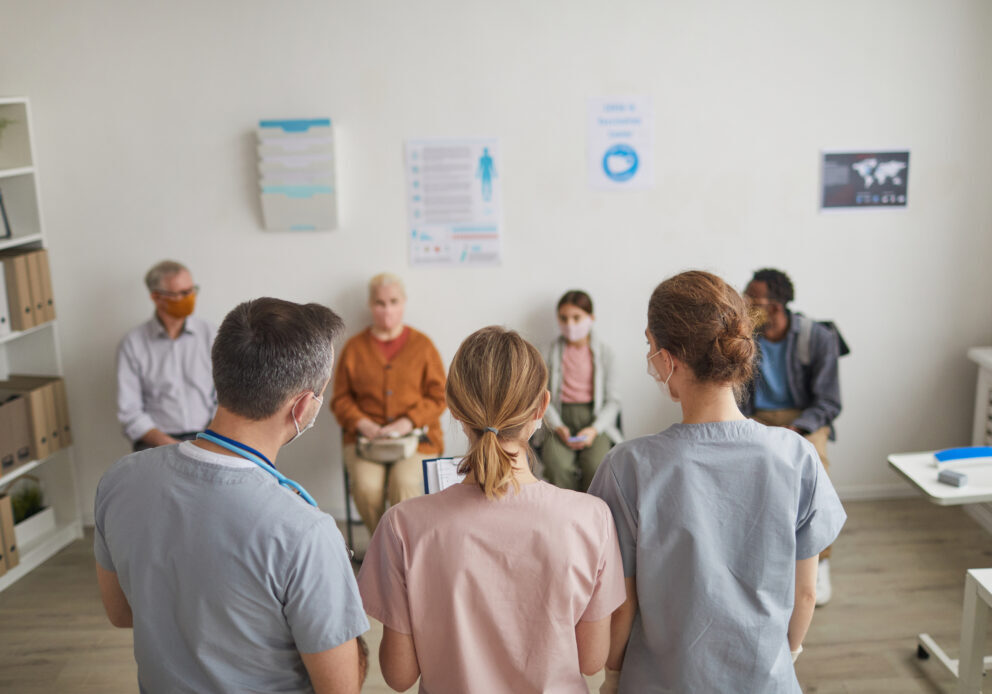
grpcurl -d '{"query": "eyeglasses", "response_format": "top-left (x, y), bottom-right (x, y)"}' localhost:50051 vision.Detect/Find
top-left (154, 285), bottom-right (199, 299)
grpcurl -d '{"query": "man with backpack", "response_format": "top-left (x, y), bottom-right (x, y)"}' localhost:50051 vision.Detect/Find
top-left (743, 268), bottom-right (846, 606)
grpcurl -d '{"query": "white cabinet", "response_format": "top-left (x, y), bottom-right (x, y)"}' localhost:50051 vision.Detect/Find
top-left (0, 97), bottom-right (83, 592)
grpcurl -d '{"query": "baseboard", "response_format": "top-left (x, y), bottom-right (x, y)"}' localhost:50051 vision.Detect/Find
top-left (835, 483), bottom-right (920, 501)
top-left (965, 503), bottom-right (992, 535)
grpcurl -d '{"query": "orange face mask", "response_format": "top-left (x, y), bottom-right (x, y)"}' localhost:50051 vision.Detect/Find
top-left (162, 293), bottom-right (196, 319)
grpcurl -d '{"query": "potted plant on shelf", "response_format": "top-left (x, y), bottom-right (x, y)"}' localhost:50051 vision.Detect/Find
top-left (7, 476), bottom-right (55, 548)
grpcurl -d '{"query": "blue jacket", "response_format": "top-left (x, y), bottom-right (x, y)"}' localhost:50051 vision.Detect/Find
top-left (742, 311), bottom-right (843, 439)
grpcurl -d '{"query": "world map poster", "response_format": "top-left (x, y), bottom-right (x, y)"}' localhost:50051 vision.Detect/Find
top-left (821, 151), bottom-right (910, 209)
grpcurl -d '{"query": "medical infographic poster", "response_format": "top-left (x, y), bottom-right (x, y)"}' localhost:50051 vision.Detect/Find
top-left (587, 97), bottom-right (655, 190)
top-left (405, 138), bottom-right (502, 267)
top-left (821, 150), bottom-right (910, 209)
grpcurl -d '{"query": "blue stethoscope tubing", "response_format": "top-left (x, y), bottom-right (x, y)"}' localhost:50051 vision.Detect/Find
top-left (196, 430), bottom-right (318, 507)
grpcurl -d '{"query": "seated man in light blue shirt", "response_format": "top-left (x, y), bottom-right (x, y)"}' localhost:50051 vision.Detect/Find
top-left (116, 260), bottom-right (217, 450)
top-left (743, 268), bottom-right (843, 606)
top-left (95, 297), bottom-right (369, 694)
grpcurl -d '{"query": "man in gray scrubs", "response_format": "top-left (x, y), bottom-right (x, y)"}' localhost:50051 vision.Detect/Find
top-left (95, 298), bottom-right (369, 693)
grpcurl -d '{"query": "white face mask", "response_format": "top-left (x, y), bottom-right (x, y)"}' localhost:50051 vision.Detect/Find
top-left (647, 349), bottom-right (679, 403)
top-left (561, 317), bottom-right (593, 343)
top-left (288, 392), bottom-right (323, 445)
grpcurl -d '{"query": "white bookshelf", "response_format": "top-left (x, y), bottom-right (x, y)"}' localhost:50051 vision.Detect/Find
top-left (0, 97), bottom-right (83, 593)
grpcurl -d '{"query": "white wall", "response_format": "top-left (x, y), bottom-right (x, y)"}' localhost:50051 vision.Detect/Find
top-left (1, 0), bottom-right (990, 522)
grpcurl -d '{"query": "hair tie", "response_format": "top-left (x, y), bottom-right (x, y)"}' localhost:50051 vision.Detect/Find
top-left (485, 427), bottom-right (500, 436)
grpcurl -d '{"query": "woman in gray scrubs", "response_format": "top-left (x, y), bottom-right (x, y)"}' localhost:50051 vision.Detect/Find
top-left (589, 270), bottom-right (846, 694)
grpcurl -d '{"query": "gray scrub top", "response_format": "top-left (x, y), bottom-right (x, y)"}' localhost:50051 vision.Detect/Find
top-left (588, 419), bottom-right (845, 694)
top-left (95, 442), bottom-right (369, 694)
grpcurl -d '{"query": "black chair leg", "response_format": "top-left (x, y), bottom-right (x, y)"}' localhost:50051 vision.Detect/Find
top-left (343, 463), bottom-right (354, 552)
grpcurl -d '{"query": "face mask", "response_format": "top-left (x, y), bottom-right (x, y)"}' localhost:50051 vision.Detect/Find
top-left (288, 392), bottom-right (323, 445)
top-left (527, 417), bottom-right (542, 441)
top-left (561, 317), bottom-right (592, 342)
top-left (647, 349), bottom-right (679, 403)
top-left (751, 305), bottom-right (771, 333)
top-left (162, 293), bottom-right (196, 319)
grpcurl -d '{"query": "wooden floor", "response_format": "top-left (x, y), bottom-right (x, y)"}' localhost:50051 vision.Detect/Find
top-left (0, 498), bottom-right (990, 693)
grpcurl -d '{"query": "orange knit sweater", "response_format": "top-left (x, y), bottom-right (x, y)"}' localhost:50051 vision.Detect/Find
top-left (330, 326), bottom-right (446, 454)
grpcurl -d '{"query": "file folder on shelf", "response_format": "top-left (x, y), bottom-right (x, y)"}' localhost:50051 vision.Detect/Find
top-left (24, 251), bottom-right (46, 325)
top-left (0, 375), bottom-right (72, 460)
top-left (0, 249), bottom-right (57, 330)
top-left (0, 382), bottom-right (49, 460)
top-left (52, 379), bottom-right (71, 446)
top-left (0, 494), bottom-right (20, 570)
top-left (34, 249), bottom-right (55, 322)
top-left (1, 254), bottom-right (34, 331)
top-left (0, 262), bottom-right (11, 338)
top-left (0, 394), bottom-right (32, 474)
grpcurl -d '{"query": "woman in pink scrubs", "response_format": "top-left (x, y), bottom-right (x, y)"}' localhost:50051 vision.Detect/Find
top-left (358, 326), bottom-right (625, 693)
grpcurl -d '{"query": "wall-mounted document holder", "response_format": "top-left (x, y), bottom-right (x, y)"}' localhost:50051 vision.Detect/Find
top-left (257, 119), bottom-right (337, 231)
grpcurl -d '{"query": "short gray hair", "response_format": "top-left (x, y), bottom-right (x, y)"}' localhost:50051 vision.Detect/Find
top-left (368, 272), bottom-right (406, 301)
top-left (145, 260), bottom-right (189, 292)
top-left (212, 298), bottom-right (345, 420)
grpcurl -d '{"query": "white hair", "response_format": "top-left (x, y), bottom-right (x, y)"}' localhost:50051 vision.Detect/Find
top-left (144, 260), bottom-right (189, 292)
top-left (368, 273), bottom-right (406, 301)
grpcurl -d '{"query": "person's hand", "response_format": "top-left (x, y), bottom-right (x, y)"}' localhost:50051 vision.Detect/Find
top-left (573, 426), bottom-right (598, 449)
top-left (599, 668), bottom-right (620, 694)
top-left (791, 644), bottom-right (803, 663)
top-left (356, 418), bottom-right (382, 439)
top-left (379, 416), bottom-right (414, 438)
top-left (555, 426), bottom-right (572, 444)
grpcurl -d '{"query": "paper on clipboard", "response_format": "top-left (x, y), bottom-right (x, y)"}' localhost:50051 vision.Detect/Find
top-left (422, 457), bottom-right (466, 494)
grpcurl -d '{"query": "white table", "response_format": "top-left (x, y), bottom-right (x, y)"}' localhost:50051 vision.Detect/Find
top-left (960, 569), bottom-right (992, 693)
top-left (888, 451), bottom-right (992, 506)
top-left (888, 452), bottom-right (992, 691)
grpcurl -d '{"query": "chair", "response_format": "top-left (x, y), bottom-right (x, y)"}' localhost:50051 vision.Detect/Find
top-left (342, 463), bottom-right (354, 552)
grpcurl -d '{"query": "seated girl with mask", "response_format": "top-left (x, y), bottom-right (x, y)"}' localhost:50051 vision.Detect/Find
top-left (358, 326), bottom-right (625, 694)
top-left (541, 290), bottom-right (622, 492)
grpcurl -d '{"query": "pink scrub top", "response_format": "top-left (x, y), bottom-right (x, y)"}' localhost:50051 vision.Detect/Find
top-left (358, 479), bottom-right (625, 694)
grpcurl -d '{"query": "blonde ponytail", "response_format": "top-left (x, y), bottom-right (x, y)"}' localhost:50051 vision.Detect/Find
top-left (446, 327), bottom-right (547, 500)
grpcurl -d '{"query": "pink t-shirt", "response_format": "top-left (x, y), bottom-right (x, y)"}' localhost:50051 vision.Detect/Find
top-left (358, 480), bottom-right (625, 694)
top-left (561, 343), bottom-right (594, 404)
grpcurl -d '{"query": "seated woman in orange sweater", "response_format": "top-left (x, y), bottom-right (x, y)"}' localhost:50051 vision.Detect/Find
top-left (330, 273), bottom-right (446, 534)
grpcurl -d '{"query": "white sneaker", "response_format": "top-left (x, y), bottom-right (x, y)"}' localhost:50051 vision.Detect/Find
top-left (816, 559), bottom-right (832, 606)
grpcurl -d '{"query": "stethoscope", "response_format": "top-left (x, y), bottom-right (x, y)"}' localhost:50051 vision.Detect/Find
top-left (196, 429), bottom-right (318, 507)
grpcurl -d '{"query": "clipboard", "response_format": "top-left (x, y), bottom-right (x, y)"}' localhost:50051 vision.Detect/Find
top-left (422, 457), bottom-right (466, 494)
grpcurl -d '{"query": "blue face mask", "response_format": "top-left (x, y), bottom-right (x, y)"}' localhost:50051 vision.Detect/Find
top-left (288, 392), bottom-right (323, 445)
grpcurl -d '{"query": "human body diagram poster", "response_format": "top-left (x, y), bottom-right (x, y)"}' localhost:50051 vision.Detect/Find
top-left (405, 138), bottom-right (502, 267)
top-left (587, 97), bottom-right (655, 190)
top-left (821, 150), bottom-right (910, 209)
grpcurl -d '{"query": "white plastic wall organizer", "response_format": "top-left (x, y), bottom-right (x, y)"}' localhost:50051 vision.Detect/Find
top-left (257, 119), bottom-right (337, 231)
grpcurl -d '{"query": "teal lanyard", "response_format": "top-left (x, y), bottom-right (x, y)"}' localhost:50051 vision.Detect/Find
top-left (196, 430), bottom-right (318, 507)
